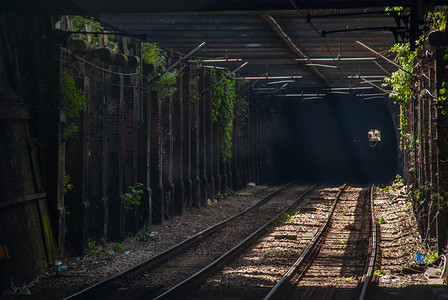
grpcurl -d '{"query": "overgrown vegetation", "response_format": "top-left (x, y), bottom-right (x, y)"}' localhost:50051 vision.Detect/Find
top-left (61, 71), bottom-right (86, 139)
top-left (212, 70), bottom-right (236, 164)
top-left (135, 224), bottom-right (158, 242)
top-left (124, 183), bottom-right (144, 212)
top-left (141, 43), bottom-right (179, 99)
top-left (382, 42), bottom-right (415, 149)
top-left (64, 172), bottom-right (74, 194)
top-left (87, 239), bottom-right (126, 260)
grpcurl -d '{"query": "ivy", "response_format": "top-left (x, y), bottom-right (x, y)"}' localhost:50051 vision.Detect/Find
top-left (61, 71), bottom-right (86, 139)
top-left (64, 172), bottom-right (74, 194)
top-left (124, 183), bottom-right (144, 212)
top-left (382, 43), bottom-right (416, 149)
top-left (141, 43), bottom-right (179, 99)
top-left (68, 16), bottom-right (104, 44)
top-left (190, 75), bottom-right (200, 103)
top-left (212, 70), bottom-right (236, 165)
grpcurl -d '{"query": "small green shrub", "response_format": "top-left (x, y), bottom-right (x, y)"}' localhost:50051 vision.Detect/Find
top-left (87, 240), bottom-right (126, 260)
top-left (136, 224), bottom-right (158, 242)
top-left (124, 183), bottom-right (144, 212)
top-left (61, 71), bottom-right (86, 139)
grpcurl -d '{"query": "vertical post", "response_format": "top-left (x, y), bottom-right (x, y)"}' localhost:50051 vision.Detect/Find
top-left (119, 73), bottom-right (125, 238)
top-left (192, 70), bottom-right (201, 207)
top-left (102, 74), bottom-right (109, 237)
top-left (146, 82), bottom-right (152, 225)
top-left (205, 69), bottom-right (214, 200)
top-left (174, 62), bottom-right (184, 215)
top-left (57, 48), bottom-right (67, 255)
top-left (133, 84), bottom-right (139, 231)
top-left (185, 65), bottom-right (193, 207)
top-left (200, 69), bottom-right (207, 205)
top-left (82, 70), bottom-right (90, 244)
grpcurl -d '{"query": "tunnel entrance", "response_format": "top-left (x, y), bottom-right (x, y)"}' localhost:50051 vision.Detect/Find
top-left (268, 94), bottom-right (398, 184)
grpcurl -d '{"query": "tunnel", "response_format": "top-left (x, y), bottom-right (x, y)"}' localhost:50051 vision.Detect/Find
top-left (266, 93), bottom-right (398, 184)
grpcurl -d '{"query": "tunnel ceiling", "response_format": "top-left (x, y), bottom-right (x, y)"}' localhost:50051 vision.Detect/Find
top-left (4, 0), bottom-right (442, 95)
top-left (100, 8), bottom-right (404, 95)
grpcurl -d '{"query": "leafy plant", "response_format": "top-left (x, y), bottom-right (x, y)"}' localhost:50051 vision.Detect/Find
top-left (425, 252), bottom-right (439, 264)
top-left (87, 240), bottom-right (126, 260)
top-left (374, 269), bottom-right (390, 276)
top-left (212, 69), bottom-right (236, 164)
top-left (190, 75), bottom-right (200, 103)
top-left (64, 172), bottom-right (74, 194)
top-left (136, 224), bottom-right (158, 242)
top-left (382, 42), bottom-right (415, 149)
top-left (61, 71), bottom-right (86, 139)
top-left (377, 215), bottom-right (386, 224)
top-left (124, 183), bottom-right (144, 212)
top-left (141, 43), bottom-right (179, 99)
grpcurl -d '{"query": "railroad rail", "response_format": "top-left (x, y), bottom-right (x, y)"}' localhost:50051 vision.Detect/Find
top-left (64, 182), bottom-right (317, 300)
top-left (262, 184), bottom-right (377, 300)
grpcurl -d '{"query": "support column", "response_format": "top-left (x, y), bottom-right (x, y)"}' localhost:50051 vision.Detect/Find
top-left (200, 70), bottom-right (208, 205)
top-left (192, 70), bottom-right (201, 207)
top-left (173, 63), bottom-right (184, 215)
top-left (184, 66), bottom-right (193, 207)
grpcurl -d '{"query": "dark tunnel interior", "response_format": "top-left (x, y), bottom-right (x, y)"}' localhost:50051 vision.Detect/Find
top-left (266, 94), bottom-right (398, 184)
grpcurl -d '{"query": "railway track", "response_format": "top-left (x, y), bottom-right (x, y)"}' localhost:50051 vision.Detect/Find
top-left (189, 184), bottom-right (378, 300)
top-left (64, 182), bottom-right (317, 300)
top-left (261, 185), bottom-right (378, 300)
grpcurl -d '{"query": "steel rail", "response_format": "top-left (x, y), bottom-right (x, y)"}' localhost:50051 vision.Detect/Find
top-left (153, 183), bottom-right (319, 300)
top-left (263, 184), bottom-right (348, 300)
top-left (63, 182), bottom-right (298, 299)
top-left (359, 185), bottom-right (378, 300)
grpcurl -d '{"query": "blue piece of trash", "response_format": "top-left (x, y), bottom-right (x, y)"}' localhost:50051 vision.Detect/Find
top-left (416, 252), bottom-right (426, 263)
top-left (108, 250), bottom-right (115, 255)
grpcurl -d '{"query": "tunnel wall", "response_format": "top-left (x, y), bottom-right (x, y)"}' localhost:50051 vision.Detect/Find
top-left (0, 16), bottom-right (264, 286)
top-left (403, 31), bottom-right (448, 253)
top-left (61, 38), bottom-right (263, 253)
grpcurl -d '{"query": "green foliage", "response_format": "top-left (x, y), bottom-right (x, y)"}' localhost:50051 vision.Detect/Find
top-left (383, 43), bottom-right (415, 103)
top-left (385, 7), bottom-right (404, 14)
top-left (136, 224), bottom-right (158, 242)
top-left (212, 70), bottom-right (236, 164)
top-left (152, 69), bottom-right (179, 99)
top-left (215, 188), bottom-right (235, 200)
top-left (141, 43), bottom-right (179, 99)
top-left (69, 15), bottom-right (104, 44)
top-left (439, 82), bottom-right (448, 115)
top-left (374, 269), bottom-right (390, 276)
top-left (61, 71), bottom-right (86, 139)
top-left (87, 240), bottom-right (126, 260)
top-left (382, 43), bottom-right (415, 149)
top-left (377, 215), bottom-right (386, 224)
top-left (69, 16), bottom-right (103, 33)
top-left (426, 6), bottom-right (447, 31)
top-left (425, 252), bottom-right (439, 265)
top-left (124, 183), bottom-right (144, 212)
top-left (141, 42), bottom-right (166, 68)
top-left (190, 75), bottom-right (200, 103)
top-left (64, 172), bottom-right (74, 194)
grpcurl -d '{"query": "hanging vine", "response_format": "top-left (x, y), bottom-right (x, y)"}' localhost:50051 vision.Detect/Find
top-left (141, 42), bottom-right (179, 99)
top-left (212, 70), bottom-right (236, 165)
top-left (382, 42), bottom-right (416, 149)
top-left (61, 70), bottom-right (86, 139)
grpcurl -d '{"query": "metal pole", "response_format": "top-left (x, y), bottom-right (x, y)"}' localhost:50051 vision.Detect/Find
top-left (356, 41), bottom-right (413, 76)
top-left (149, 42), bottom-right (206, 83)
